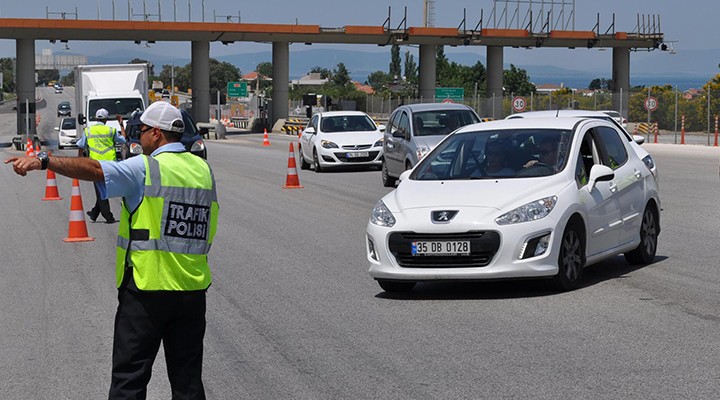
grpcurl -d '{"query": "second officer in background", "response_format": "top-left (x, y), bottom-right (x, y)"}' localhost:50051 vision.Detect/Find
top-left (77, 108), bottom-right (126, 223)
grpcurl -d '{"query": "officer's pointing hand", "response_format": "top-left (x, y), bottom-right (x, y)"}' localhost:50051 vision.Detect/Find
top-left (4, 156), bottom-right (40, 177)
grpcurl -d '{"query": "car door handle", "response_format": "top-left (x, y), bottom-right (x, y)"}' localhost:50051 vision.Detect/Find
top-left (609, 182), bottom-right (618, 193)
top-left (634, 169), bottom-right (643, 180)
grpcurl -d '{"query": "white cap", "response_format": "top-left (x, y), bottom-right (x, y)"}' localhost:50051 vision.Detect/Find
top-left (95, 108), bottom-right (109, 119)
top-left (140, 101), bottom-right (185, 133)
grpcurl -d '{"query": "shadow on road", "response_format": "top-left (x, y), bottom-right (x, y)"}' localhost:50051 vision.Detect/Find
top-left (375, 255), bottom-right (668, 300)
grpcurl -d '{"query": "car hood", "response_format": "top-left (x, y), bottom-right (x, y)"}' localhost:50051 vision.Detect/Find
top-left (413, 135), bottom-right (447, 149)
top-left (319, 131), bottom-right (383, 146)
top-left (384, 175), bottom-right (570, 212)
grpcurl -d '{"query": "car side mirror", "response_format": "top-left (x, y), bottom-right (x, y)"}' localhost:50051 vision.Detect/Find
top-left (588, 164), bottom-right (615, 191)
top-left (77, 113), bottom-right (86, 125)
top-left (377, 124), bottom-right (386, 132)
top-left (54, 127), bottom-right (59, 131)
top-left (392, 128), bottom-right (404, 139)
top-left (305, 127), bottom-right (315, 135)
top-left (633, 135), bottom-right (645, 145)
top-left (399, 170), bottom-right (412, 182)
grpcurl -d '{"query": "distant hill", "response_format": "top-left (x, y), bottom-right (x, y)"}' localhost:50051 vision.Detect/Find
top-left (73, 45), bottom-right (717, 91)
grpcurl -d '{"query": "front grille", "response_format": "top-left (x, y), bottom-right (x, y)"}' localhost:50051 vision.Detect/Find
top-left (388, 231), bottom-right (500, 268)
top-left (334, 150), bottom-right (380, 163)
top-left (341, 144), bottom-right (372, 150)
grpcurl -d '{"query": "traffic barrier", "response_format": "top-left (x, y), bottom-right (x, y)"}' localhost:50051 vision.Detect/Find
top-left (25, 138), bottom-right (35, 157)
top-left (681, 114), bottom-right (685, 145)
top-left (283, 142), bottom-right (303, 189)
top-left (42, 169), bottom-right (62, 201)
top-left (262, 128), bottom-right (271, 146)
top-left (63, 179), bottom-right (94, 243)
top-left (653, 123), bottom-right (658, 144)
top-left (281, 118), bottom-right (309, 135)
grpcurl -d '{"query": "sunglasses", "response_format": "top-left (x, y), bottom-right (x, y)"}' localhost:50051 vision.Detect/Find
top-left (138, 126), bottom-right (154, 137)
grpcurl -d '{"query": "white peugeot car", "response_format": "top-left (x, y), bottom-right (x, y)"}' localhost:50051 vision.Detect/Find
top-left (299, 111), bottom-right (385, 172)
top-left (366, 118), bottom-right (660, 292)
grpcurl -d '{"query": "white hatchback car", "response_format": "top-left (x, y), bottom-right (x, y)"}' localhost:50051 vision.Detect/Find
top-left (299, 111), bottom-right (385, 172)
top-left (55, 117), bottom-right (78, 149)
top-left (366, 117), bottom-right (660, 292)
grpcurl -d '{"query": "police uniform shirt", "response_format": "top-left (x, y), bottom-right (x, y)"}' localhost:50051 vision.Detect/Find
top-left (76, 122), bottom-right (127, 150)
top-left (96, 142), bottom-right (186, 210)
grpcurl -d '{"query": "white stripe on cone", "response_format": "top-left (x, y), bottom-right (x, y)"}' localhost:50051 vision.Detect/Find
top-left (69, 210), bottom-right (85, 221)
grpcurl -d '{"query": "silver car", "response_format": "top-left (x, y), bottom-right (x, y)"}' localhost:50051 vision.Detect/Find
top-left (382, 103), bottom-right (480, 187)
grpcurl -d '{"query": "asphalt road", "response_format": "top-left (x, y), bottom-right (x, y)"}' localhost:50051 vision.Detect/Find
top-left (1, 92), bottom-right (720, 399)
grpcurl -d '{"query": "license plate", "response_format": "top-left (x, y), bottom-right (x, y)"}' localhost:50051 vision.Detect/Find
top-left (346, 152), bottom-right (369, 158)
top-left (411, 240), bottom-right (470, 256)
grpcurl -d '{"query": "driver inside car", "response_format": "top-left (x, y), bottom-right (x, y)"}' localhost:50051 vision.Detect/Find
top-left (524, 137), bottom-right (559, 169)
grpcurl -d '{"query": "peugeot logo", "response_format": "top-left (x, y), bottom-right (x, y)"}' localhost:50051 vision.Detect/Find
top-left (432, 210), bottom-right (458, 224)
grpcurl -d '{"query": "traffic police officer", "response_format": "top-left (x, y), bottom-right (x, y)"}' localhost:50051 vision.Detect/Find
top-left (5, 101), bottom-right (218, 399)
top-left (76, 108), bottom-right (126, 223)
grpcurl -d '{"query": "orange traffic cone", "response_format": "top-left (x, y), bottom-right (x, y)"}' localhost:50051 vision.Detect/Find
top-left (63, 179), bottom-right (94, 242)
top-left (25, 138), bottom-right (35, 157)
top-left (42, 169), bottom-right (62, 201)
top-left (262, 128), bottom-right (271, 146)
top-left (283, 143), bottom-right (303, 189)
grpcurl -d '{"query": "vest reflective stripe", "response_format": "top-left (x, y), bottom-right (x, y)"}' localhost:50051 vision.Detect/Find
top-left (85, 124), bottom-right (117, 161)
top-left (116, 152), bottom-right (218, 291)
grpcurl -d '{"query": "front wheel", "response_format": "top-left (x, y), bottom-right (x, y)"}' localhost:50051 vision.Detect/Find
top-left (381, 160), bottom-right (397, 187)
top-left (378, 280), bottom-right (415, 293)
top-left (553, 221), bottom-right (585, 291)
top-left (624, 206), bottom-right (658, 265)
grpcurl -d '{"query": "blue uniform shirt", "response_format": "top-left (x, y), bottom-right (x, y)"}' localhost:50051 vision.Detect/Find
top-left (98, 143), bottom-right (186, 212)
top-left (76, 123), bottom-right (127, 149)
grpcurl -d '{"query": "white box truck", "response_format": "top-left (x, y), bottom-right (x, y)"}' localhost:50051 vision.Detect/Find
top-left (75, 64), bottom-right (149, 149)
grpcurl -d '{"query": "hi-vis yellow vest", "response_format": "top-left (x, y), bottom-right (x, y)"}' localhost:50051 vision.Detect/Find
top-left (116, 151), bottom-right (219, 291)
top-left (84, 124), bottom-right (117, 161)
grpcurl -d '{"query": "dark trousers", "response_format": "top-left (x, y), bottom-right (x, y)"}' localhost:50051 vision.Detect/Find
top-left (109, 279), bottom-right (207, 400)
top-left (89, 182), bottom-right (114, 221)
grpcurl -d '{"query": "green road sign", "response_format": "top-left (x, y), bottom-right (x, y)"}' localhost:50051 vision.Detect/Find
top-left (227, 81), bottom-right (248, 97)
top-left (435, 87), bottom-right (464, 103)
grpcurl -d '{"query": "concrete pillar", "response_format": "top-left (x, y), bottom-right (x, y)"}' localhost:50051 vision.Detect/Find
top-left (612, 47), bottom-right (630, 119)
top-left (191, 41), bottom-right (210, 123)
top-left (486, 46), bottom-right (504, 118)
top-left (16, 39), bottom-right (36, 139)
top-left (272, 41), bottom-right (289, 128)
top-left (418, 44), bottom-right (436, 101)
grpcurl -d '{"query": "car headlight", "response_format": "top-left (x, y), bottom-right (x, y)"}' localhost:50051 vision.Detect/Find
top-left (374, 138), bottom-right (384, 147)
top-left (321, 140), bottom-right (338, 149)
top-left (416, 145), bottom-right (431, 160)
top-left (190, 139), bottom-right (205, 152)
top-left (59, 131), bottom-right (67, 137)
top-left (642, 155), bottom-right (655, 171)
top-left (370, 200), bottom-right (396, 227)
top-left (495, 196), bottom-right (557, 225)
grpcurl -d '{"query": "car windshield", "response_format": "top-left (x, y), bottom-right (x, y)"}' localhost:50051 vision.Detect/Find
top-left (58, 102), bottom-right (70, 109)
top-left (89, 98), bottom-right (144, 120)
top-left (412, 109), bottom-right (479, 137)
top-left (320, 115), bottom-right (376, 132)
top-left (413, 128), bottom-right (574, 180)
top-left (61, 119), bottom-right (76, 129)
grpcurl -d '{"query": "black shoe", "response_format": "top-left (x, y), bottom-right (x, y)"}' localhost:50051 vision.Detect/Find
top-left (86, 211), bottom-right (97, 222)
top-left (105, 217), bottom-right (116, 224)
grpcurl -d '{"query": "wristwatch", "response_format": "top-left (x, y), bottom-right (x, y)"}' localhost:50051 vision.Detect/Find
top-left (37, 151), bottom-right (49, 170)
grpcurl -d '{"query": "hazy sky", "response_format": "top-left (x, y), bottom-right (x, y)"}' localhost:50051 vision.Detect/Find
top-left (0, 0), bottom-right (715, 79)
